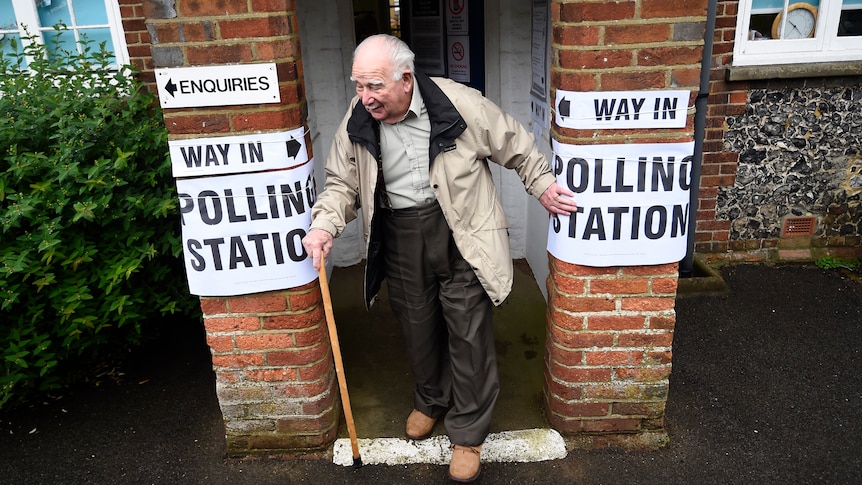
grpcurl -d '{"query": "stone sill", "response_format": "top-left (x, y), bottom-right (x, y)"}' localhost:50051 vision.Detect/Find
top-left (726, 61), bottom-right (862, 81)
top-left (677, 255), bottom-right (729, 297)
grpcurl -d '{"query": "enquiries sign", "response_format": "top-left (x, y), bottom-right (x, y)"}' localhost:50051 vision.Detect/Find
top-left (156, 63), bottom-right (281, 109)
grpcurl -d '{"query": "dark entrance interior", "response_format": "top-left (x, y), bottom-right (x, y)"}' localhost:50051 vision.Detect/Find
top-left (328, 262), bottom-right (548, 439)
top-left (352, 0), bottom-right (485, 92)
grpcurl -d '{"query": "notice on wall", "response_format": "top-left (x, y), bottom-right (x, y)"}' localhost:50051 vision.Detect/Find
top-left (547, 140), bottom-right (694, 267)
top-left (411, 0), bottom-right (446, 76)
top-left (446, 0), bottom-right (468, 34)
top-left (169, 128), bottom-right (308, 178)
top-left (447, 36), bottom-right (470, 83)
top-left (176, 162), bottom-right (317, 296)
top-left (530, 0), bottom-right (550, 129)
top-left (156, 63), bottom-right (280, 109)
top-left (555, 90), bottom-right (690, 129)
top-left (530, 0), bottom-right (549, 99)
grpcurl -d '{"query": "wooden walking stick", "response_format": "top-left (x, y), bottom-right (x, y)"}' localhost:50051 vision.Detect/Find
top-left (318, 258), bottom-right (362, 468)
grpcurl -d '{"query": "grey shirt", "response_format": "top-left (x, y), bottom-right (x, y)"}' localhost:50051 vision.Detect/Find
top-left (378, 84), bottom-right (435, 209)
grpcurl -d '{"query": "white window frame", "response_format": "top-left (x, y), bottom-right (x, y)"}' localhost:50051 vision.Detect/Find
top-left (733, 0), bottom-right (862, 66)
top-left (2, 0), bottom-right (129, 67)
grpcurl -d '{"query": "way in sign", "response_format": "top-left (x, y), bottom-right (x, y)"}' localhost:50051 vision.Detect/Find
top-left (593, 96), bottom-right (679, 121)
top-left (177, 138), bottom-right (303, 169)
top-left (180, 142), bottom-right (265, 168)
top-left (555, 90), bottom-right (690, 130)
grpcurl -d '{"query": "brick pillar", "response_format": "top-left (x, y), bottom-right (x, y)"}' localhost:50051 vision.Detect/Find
top-left (545, 0), bottom-right (707, 449)
top-left (145, 0), bottom-right (339, 456)
top-left (544, 258), bottom-right (678, 448)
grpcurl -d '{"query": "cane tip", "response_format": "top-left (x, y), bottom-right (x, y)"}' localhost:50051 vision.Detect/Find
top-left (352, 457), bottom-right (363, 469)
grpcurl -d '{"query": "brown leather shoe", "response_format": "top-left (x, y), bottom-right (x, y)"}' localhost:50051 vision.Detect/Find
top-left (405, 409), bottom-right (437, 440)
top-left (448, 444), bottom-right (481, 482)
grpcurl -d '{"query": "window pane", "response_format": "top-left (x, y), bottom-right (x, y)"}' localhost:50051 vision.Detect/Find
top-left (74, 0), bottom-right (108, 25)
top-left (38, 0), bottom-right (72, 28)
top-left (775, 1), bottom-right (819, 40)
top-left (1, 0), bottom-right (17, 29)
top-left (42, 28), bottom-right (75, 59)
top-left (1, 33), bottom-right (23, 61)
top-left (748, 0), bottom-right (822, 40)
top-left (839, 0), bottom-right (862, 36)
top-left (80, 26), bottom-right (114, 61)
top-left (390, 0), bottom-right (400, 38)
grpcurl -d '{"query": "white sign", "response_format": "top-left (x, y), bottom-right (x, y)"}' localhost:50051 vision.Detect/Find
top-left (530, 0), bottom-right (550, 129)
top-left (531, 0), bottom-right (549, 101)
top-left (555, 90), bottom-right (690, 129)
top-left (547, 140), bottom-right (694, 267)
top-left (177, 162), bottom-right (317, 296)
top-left (411, 2), bottom-right (446, 76)
top-left (169, 127), bottom-right (308, 177)
top-left (156, 63), bottom-right (280, 109)
top-left (447, 36), bottom-right (470, 83)
top-left (446, 0), bottom-right (468, 34)
top-left (531, 93), bottom-right (549, 129)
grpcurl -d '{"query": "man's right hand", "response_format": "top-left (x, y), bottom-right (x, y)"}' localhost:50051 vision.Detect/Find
top-left (302, 228), bottom-right (334, 271)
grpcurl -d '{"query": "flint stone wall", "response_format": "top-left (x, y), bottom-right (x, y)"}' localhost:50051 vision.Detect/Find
top-left (721, 83), bottom-right (862, 241)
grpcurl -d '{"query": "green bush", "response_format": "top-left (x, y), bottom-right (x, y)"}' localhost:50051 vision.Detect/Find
top-left (0, 29), bottom-right (200, 410)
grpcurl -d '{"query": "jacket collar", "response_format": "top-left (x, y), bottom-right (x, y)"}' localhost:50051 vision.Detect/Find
top-left (346, 72), bottom-right (466, 160)
top-left (346, 97), bottom-right (377, 155)
top-left (413, 72), bottom-right (465, 145)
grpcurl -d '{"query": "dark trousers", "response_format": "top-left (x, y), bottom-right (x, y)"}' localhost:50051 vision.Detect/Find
top-left (383, 201), bottom-right (499, 447)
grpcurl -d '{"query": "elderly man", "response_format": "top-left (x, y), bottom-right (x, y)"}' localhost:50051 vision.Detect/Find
top-left (302, 34), bottom-right (576, 482)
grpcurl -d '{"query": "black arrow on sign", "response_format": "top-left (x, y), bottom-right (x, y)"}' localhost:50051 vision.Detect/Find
top-left (164, 79), bottom-right (178, 97)
top-left (286, 138), bottom-right (302, 159)
top-left (558, 97), bottom-right (571, 120)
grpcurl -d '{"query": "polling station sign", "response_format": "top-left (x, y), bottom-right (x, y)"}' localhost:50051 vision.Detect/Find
top-left (169, 128), bottom-right (308, 177)
top-left (555, 90), bottom-right (690, 130)
top-left (176, 162), bottom-right (317, 296)
top-left (156, 63), bottom-right (280, 109)
top-left (547, 140), bottom-right (694, 267)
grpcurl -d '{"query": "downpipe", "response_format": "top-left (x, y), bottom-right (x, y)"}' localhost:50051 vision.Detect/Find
top-left (680, 0), bottom-right (719, 277)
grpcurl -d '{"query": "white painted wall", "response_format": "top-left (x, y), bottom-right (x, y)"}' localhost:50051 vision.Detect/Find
top-left (296, 0), bottom-right (364, 267)
top-left (297, 0), bottom-right (551, 298)
top-left (489, 0), bottom-right (553, 299)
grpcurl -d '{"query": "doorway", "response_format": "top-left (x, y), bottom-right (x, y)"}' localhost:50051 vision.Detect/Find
top-left (352, 0), bottom-right (485, 92)
top-left (329, 262), bottom-right (549, 439)
top-left (296, 0), bottom-right (551, 439)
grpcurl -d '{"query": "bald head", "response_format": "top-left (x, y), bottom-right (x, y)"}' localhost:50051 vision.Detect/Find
top-left (354, 34), bottom-right (416, 81)
top-left (351, 35), bottom-right (415, 124)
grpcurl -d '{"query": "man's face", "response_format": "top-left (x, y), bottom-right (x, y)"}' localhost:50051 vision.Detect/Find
top-left (351, 46), bottom-right (412, 124)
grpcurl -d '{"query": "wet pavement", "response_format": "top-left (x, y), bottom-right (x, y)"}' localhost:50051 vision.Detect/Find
top-left (1, 262), bottom-right (861, 484)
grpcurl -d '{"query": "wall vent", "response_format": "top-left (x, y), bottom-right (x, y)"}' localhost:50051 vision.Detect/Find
top-left (782, 216), bottom-right (817, 237)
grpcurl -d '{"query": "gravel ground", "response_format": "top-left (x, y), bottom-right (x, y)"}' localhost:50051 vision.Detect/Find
top-left (1, 263), bottom-right (860, 484)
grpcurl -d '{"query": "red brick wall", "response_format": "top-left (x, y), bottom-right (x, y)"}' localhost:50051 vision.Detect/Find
top-left (201, 286), bottom-right (338, 454)
top-left (544, 257), bottom-right (679, 448)
top-left (143, 0), bottom-right (338, 456)
top-left (547, 0), bottom-right (706, 448)
top-left (119, 0), bottom-right (154, 85)
top-left (696, 0), bottom-right (748, 255)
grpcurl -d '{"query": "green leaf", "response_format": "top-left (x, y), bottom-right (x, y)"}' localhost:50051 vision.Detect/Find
top-left (71, 201), bottom-right (98, 222)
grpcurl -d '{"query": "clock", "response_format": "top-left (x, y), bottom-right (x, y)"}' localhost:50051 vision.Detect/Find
top-left (771, 3), bottom-right (818, 39)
